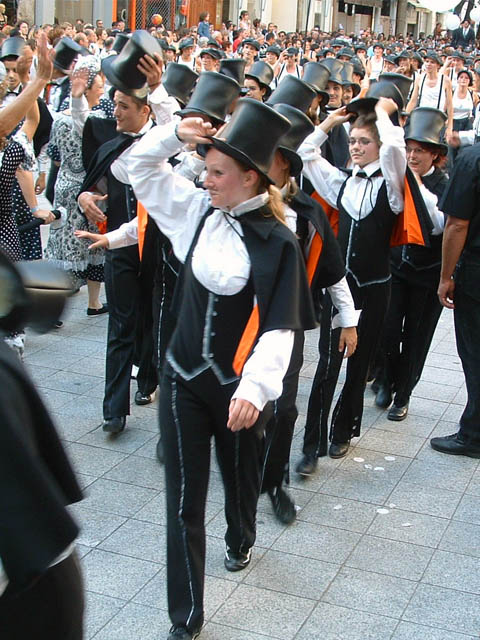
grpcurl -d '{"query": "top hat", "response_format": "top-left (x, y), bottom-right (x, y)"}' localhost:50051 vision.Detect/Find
top-left (340, 61), bottom-right (361, 97)
top-left (331, 39), bottom-right (345, 48)
top-left (161, 62), bottom-right (198, 107)
top-left (337, 47), bottom-right (354, 59)
top-left (302, 62), bottom-right (330, 105)
top-left (272, 103), bottom-right (314, 176)
top-left (424, 49), bottom-right (442, 65)
top-left (101, 30), bottom-right (162, 95)
top-left (219, 58), bottom-right (247, 85)
top-left (319, 57), bottom-right (344, 85)
top-left (53, 37), bottom-right (86, 73)
top-left (319, 48), bottom-right (333, 57)
top-left (112, 32), bottom-right (130, 54)
top-left (208, 97), bottom-right (290, 184)
top-left (0, 36), bottom-right (25, 60)
top-left (378, 72), bottom-right (413, 105)
top-left (178, 37), bottom-right (194, 51)
top-left (245, 61), bottom-right (274, 96)
top-left (178, 71), bottom-right (240, 123)
top-left (267, 75), bottom-right (316, 113)
top-left (346, 79), bottom-right (404, 117)
top-left (200, 47), bottom-right (222, 60)
top-left (405, 107), bottom-right (447, 153)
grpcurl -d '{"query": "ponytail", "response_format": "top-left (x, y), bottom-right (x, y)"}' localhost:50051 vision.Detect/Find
top-left (267, 184), bottom-right (286, 224)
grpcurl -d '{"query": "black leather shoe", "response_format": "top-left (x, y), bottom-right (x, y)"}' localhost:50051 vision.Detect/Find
top-left (430, 433), bottom-right (480, 458)
top-left (371, 378), bottom-right (380, 394)
top-left (268, 485), bottom-right (296, 524)
top-left (375, 384), bottom-right (393, 408)
top-left (329, 441), bottom-right (350, 458)
top-left (295, 453), bottom-right (318, 476)
top-left (156, 437), bottom-right (164, 464)
top-left (224, 547), bottom-right (251, 572)
top-left (101, 416), bottom-right (126, 434)
top-left (388, 403), bottom-right (409, 421)
top-left (135, 390), bottom-right (155, 405)
top-left (87, 303), bottom-right (109, 316)
top-left (167, 625), bottom-right (201, 639)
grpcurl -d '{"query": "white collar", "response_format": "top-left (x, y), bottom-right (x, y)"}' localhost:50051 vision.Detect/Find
top-left (225, 191), bottom-right (269, 217)
top-left (422, 165), bottom-right (435, 178)
top-left (124, 119), bottom-right (154, 138)
top-left (352, 159), bottom-right (381, 177)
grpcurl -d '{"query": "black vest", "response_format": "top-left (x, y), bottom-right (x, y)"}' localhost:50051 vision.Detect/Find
top-left (105, 169), bottom-right (138, 232)
top-left (337, 178), bottom-right (396, 287)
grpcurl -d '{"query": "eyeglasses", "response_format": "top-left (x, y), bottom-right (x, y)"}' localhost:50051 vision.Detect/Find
top-left (348, 137), bottom-right (374, 146)
top-left (406, 146), bottom-right (429, 155)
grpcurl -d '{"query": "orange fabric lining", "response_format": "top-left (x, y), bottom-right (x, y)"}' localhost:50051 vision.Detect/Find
top-left (137, 201), bottom-right (148, 260)
top-left (233, 305), bottom-right (260, 376)
top-left (306, 232), bottom-right (323, 286)
top-left (390, 175), bottom-right (426, 248)
top-left (311, 191), bottom-right (339, 237)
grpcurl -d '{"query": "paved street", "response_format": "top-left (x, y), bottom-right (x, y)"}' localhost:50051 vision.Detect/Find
top-left (24, 285), bottom-right (480, 640)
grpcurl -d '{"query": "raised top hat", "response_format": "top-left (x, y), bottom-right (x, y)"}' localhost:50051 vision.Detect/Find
top-left (178, 71), bottom-right (240, 123)
top-left (341, 61), bottom-right (361, 96)
top-left (346, 79), bottom-right (404, 117)
top-left (405, 107), bottom-right (447, 153)
top-left (53, 37), bottom-right (86, 73)
top-left (219, 58), bottom-right (247, 85)
top-left (101, 30), bottom-right (162, 95)
top-left (208, 97), bottom-right (290, 184)
top-left (200, 47), bottom-right (222, 60)
top-left (378, 72), bottom-right (413, 105)
top-left (319, 57), bottom-right (344, 85)
top-left (0, 36), bottom-right (25, 60)
top-left (337, 47), bottom-right (354, 59)
top-left (272, 103), bottom-right (314, 176)
top-left (302, 62), bottom-right (330, 105)
top-left (267, 75), bottom-right (316, 114)
top-left (112, 32), bottom-right (130, 54)
top-left (178, 37), bottom-right (194, 51)
top-left (161, 62), bottom-right (198, 107)
top-left (245, 61), bottom-right (274, 95)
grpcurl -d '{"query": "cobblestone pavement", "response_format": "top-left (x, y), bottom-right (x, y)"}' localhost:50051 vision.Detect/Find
top-left (24, 285), bottom-right (480, 640)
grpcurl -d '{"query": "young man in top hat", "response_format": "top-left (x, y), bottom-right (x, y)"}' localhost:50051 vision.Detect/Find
top-left (244, 60), bottom-right (273, 101)
top-left (241, 38), bottom-right (260, 73)
top-left (0, 37), bottom-right (28, 107)
top-left (45, 37), bottom-right (85, 115)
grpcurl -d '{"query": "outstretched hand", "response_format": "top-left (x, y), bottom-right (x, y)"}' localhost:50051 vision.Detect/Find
top-left (75, 229), bottom-right (110, 249)
top-left (36, 32), bottom-right (55, 82)
top-left (177, 117), bottom-right (217, 145)
top-left (71, 67), bottom-right (89, 98)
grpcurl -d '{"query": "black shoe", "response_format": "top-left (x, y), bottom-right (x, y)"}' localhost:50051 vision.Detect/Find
top-left (54, 320), bottom-right (63, 328)
top-left (329, 441), bottom-right (350, 458)
top-left (388, 403), bottom-right (409, 421)
top-left (101, 416), bottom-right (126, 434)
top-left (430, 433), bottom-right (480, 458)
top-left (375, 384), bottom-right (393, 409)
top-left (371, 378), bottom-right (380, 394)
top-left (268, 485), bottom-right (296, 525)
top-left (156, 437), bottom-right (164, 464)
top-left (87, 303), bottom-right (109, 316)
top-left (295, 453), bottom-right (318, 476)
top-left (224, 547), bottom-right (251, 572)
top-left (167, 625), bottom-right (201, 639)
top-left (135, 390), bottom-right (155, 405)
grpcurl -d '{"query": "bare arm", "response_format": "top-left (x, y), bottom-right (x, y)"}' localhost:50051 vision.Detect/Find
top-left (444, 77), bottom-right (453, 133)
top-left (19, 99), bottom-right (40, 141)
top-left (406, 75), bottom-right (420, 113)
top-left (438, 216), bottom-right (470, 309)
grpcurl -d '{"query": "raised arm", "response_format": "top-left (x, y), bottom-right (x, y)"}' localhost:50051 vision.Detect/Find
top-left (375, 98), bottom-right (407, 214)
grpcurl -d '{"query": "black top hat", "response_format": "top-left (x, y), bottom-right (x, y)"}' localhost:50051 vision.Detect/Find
top-left (272, 103), bottom-right (314, 176)
top-left (346, 79), bottom-right (404, 116)
top-left (245, 61), bottom-right (274, 96)
top-left (267, 75), bottom-right (316, 113)
top-left (0, 36), bottom-right (25, 60)
top-left (302, 62), bottom-right (330, 105)
top-left (200, 47), bottom-right (222, 60)
top-left (178, 71), bottom-right (240, 123)
top-left (178, 38), bottom-right (194, 51)
top-left (341, 61), bottom-right (361, 97)
top-left (243, 38), bottom-right (261, 51)
top-left (161, 62), bottom-right (198, 107)
top-left (53, 37), bottom-right (86, 73)
top-left (102, 30), bottom-right (162, 95)
top-left (351, 57), bottom-right (365, 79)
top-left (337, 47), bottom-right (354, 59)
top-left (266, 45), bottom-right (281, 58)
top-left (112, 32), bottom-right (130, 54)
top-left (219, 58), bottom-right (247, 85)
top-left (378, 72), bottom-right (413, 105)
top-left (208, 97), bottom-right (290, 184)
top-left (319, 57), bottom-right (344, 85)
top-left (166, 44), bottom-right (177, 53)
top-left (405, 107), bottom-right (447, 153)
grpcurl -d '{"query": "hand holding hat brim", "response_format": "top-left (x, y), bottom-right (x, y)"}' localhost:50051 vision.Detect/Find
top-left (176, 117), bottom-right (218, 145)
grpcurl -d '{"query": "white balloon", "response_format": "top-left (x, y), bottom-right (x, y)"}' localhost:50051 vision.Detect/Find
top-left (470, 6), bottom-right (480, 22)
top-left (446, 13), bottom-right (461, 30)
top-left (420, 0), bottom-right (463, 11)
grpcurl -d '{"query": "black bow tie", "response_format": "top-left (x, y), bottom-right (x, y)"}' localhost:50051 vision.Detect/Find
top-left (342, 167), bottom-right (383, 179)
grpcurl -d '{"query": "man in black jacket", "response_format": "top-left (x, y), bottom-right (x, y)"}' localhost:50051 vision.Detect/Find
top-left (451, 19), bottom-right (475, 49)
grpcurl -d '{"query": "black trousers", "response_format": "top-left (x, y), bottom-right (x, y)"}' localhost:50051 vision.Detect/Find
top-left (381, 272), bottom-right (442, 405)
top-left (262, 331), bottom-right (304, 492)
top-left (152, 243), bottom-right (179, 378)
top-left (0, 552), bottom-right (84, 640)
top-left (103, 246), bottom-right (157, 419)
top-left (302, 275), bottom-right (391, 455)
top-left (454, 259), bottom-right (480, 448)
top-left (160, 364), bottom-right (266, 633)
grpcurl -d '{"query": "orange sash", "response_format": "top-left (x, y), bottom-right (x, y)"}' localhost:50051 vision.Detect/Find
top-left (311, 191), bottom-right (339, 237)
top-left (232, 305), bottom-right (260, 376)
top-left (137, 201), bottom-right (148, 260)
top-left (390, 175), bottom-right (427, 248)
